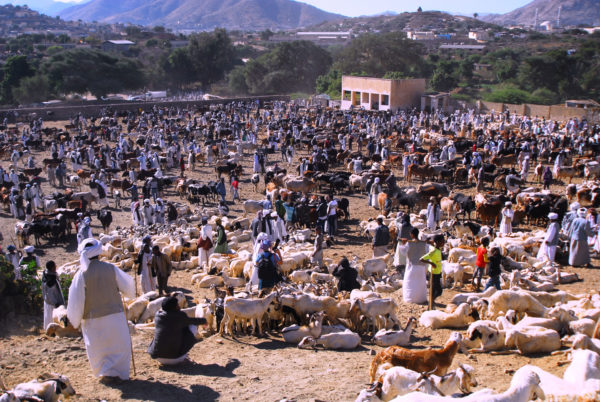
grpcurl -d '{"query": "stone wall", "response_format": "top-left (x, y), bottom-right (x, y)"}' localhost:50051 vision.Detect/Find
top-left (477, 100), bottom-right (600, 123)
top-left (0, 95), bottom-right (291, 123)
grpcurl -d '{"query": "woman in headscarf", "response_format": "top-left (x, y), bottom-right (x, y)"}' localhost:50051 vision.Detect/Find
top-left (569, 208), bottom-right (593, 267)
top-left (42, 260), bottom-right (64, 330)
top-left (137, 236), bottom-right (155, 294)
top-left (393, 213), bottom-right (412, 271)
top-left (542, 166), bottom-right (553, 190)
top-left (197, 217), bottom-right (213, 271)
top-left (213, 218), bottom-right (229, 254)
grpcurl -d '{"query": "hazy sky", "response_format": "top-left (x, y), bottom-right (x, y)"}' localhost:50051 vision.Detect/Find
top-left (296, 0), bottom-right (532, 17)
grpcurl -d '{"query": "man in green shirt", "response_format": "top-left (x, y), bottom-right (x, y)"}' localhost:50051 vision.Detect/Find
top-left (420, 234), bottom-right (445, 304)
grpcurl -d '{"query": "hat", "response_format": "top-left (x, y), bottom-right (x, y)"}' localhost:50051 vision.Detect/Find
top-left (6, 245), bottom-right (16, 251)
top-left (24, 245), bottom-right (34, 253)
top-left (143, 235), bottom-right (152, 243)
top-left (156, 198), bottom-right (162, 203)
top-left (548, 212), bottom-right (559, 220)
top-left (374, 178), bottom-right (380, 183)
top-left (83, 217), bottom-right (91, 224)
top-left (505, 202), bottom-right (512, 206)
top-left (570, 202), bottom-right (580, 211)
top-left (578, 208), bottom-right (587, 218)
top-left (144, 199), bottom-right (150, 204)
top-left (201, 216), bottom-right (208, 224)
top-left (262, 239), bottom-right (272, 248)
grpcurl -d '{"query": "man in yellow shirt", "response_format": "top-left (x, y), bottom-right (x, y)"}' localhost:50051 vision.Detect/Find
top-left (420, 234), bottom-right (445, 304)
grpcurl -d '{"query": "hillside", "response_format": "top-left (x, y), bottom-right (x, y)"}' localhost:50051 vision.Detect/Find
top-left (59, 0), bottom-right (344, 30)
top-left (308, 11), bottom-right (497, 33)
top-left (483, 0), bottom-right (600, 27)
top-left (6, 0), bottom-right (73, 16)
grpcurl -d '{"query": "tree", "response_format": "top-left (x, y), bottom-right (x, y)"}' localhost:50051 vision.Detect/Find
top-left (333, 32), bottom-right (426, 78)
top-left (316, 68), bottom-right (342, 98)
top-left (473, 13), bottom-right (479, 19)
top-left (41, 48), bottom-right (145, 99)
top-left (161, 47), bottom-right (196, 89)
top-left (228, 66), bottom-right (249, 95)
top-left (417, 6), bottom-right (423, 12)
top-left (13, 74), bottom-right (51, 105)
top-left (1, 55), bottom-right (33, 104)
top-left (187, 28), bottom-right (236, 90)
top-left (430, 60), bottom-right (459, 92)
top-left (260, 29), bottom-right (274, 41)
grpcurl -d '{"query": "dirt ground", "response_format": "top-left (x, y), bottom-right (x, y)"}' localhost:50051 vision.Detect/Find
top-left (1, 118), bottom-right (599, 401)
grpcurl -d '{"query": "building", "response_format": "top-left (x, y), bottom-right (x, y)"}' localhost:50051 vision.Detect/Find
top-left (341, 76), bottom-right (426, 112)
top-left (270, 31), bottom-right (352, 46)
top-left (565, 100), bottom-right (600, 109)
top-left (421, 93), bottom-right (451, 112)
top-left (468, 31), bottom-right (489, 41)
top-left (439, 44), bottom-right (486, 52)
top-left (101, 39), bottom-right (135, 53)
top-left (406, 31), bottom-right (436, 40)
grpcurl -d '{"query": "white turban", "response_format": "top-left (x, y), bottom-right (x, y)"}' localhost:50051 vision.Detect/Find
top-left (578, 208), bottom-right (587, 218)
top-left (570, 202), bottom-right (581, 212)
top-left (78, 237), bottom-right (102, 271)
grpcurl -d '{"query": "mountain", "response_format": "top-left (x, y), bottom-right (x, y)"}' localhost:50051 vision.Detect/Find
top-left (483, 0), bottom-right (600, 27)
top-left (59, 0), bottom-right (344, 30)
top-left (309, 10), bottom-right (496, 33)
top-left (6, 0), bottom-right (75, 16)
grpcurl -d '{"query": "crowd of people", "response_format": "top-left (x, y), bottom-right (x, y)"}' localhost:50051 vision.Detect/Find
top-left (1, 99), bottom-right (599, 384)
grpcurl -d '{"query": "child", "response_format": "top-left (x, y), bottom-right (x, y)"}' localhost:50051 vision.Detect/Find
top-left (474, 237), bottom-right (489, 292)
top-left (114, 190), bottom-right (121, 209)
top-left (420, 234), bottom-right (445, 304)
top-left (42, 260), bottom-right (64, 331)
top-left (485, 247), bottom-right (503, 290)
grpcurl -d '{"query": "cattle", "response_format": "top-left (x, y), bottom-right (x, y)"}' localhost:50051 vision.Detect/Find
top-left (417, 182), bottom-right (449, 199)
top-left (215, 162), bottom-right (242, 178)
top-left (491, 154), bottom-right (518, 168)
top-left (452, 193), bottom-right (476, 220)
top-left (110, 178), bottom-right (131, 195)
top-left (22, 167), bottom-right (42, 177)
top-left (475, 194), bottom-right (507, 226)
top-left (440, 197), bottom-right (460, 219)
top-left (188, 184), bottom-right (211, 205)
top-left (285, 177), bottom-right (316, 195)
top-left (407, 164), bottom-right (435, 182)
top-left (525, 200), bottom-right (551, 226)
top-left (97, 208), bottom-right (112, 231)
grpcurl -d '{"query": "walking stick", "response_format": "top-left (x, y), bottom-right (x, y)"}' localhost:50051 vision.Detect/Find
top-left (122, 295), bottom-right (137, 377)
top-left (429, 270), bottom-right (434, 311)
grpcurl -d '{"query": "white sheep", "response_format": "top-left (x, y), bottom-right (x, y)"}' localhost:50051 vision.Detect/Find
top-left (374, 317), bottom-right (417, 347)
top-left (352, 298), bottom-right (400, 333)
top-left (220, 292), bottom-right (278, 337)
top-left (441, 260), bottom-right (466, 289)
top-left (486, 290), bottom-right (549, 319)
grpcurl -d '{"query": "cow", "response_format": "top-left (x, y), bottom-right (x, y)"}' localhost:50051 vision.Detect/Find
top-left (285, 177), bottom-right (316, 195)
top-left (407, 164), bottom-right (435, 182)
top-left (452, 193), bottom-right (476, 220)
top-left (440, 197), bottom-right (460, 219)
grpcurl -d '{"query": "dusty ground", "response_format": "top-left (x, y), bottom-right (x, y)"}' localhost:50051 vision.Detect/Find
top-left (0, 118), bottom-right (599, 401)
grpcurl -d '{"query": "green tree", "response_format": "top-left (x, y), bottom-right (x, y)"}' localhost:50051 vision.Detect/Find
top-left (316, 68), bottom-right (342, 98)
top-left (484, 85), bottom-right (531, 104)
top-left (228, 65), bottom-right (249, 94)
top-left (161, 47), bottom-right (196, 89)
top-left (188, 28), bottom-right (236, 90)
top-left (333, 32), bottom-right (426, 78)
top-left (12, 74), bottom-right (51, 105)
top-left (41, 48), bottom-right (144, 99)
top-left (1, 55), bottom-right (34, 104)
top-left (430, 60), bottom-right (459, 92)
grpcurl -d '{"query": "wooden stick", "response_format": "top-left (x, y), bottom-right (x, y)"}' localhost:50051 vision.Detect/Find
top-left (429, 270), bottom-right (434, 311)
top-left (122, 296), bottom-right (136, 377)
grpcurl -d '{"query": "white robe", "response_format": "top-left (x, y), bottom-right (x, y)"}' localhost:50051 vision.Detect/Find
top-left (198, 225), bottom-right (213, 270)
top-left (537, 223), bottom-right (559, 262)
top-left (499, 208), bottom-right (514, 234)
top-left (271, 216), bottom-right (287, 242)
top-left (140, 252), bottom-right (155, 294)
top-left (249, 232), bottom-right (269, 287)
top-left (397, 243), bottom-right (428, 304)
top-left (67, 262), bottom-right (135, 379)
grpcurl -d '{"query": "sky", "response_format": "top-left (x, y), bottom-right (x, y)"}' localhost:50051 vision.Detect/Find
top-left (296, 0), bottom-right (533, 17)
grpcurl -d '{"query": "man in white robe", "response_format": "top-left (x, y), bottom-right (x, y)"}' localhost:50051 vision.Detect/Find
top-left (537, 212), bottom-right (560, 263)
top-left (67, 238), bottom-right (135, 381)
top-left (198, 217), bottom-right (213, 271)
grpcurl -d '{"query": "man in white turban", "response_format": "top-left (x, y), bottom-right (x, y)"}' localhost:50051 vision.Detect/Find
top-left (67, 238), bottom-right (135, 381)
top-left (537, 212), bottom-right (560, 263)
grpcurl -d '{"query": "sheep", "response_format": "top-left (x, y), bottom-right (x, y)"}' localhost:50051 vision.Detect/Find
top-left (486, 290), bottom-right (549, 319)
top-left (219, 291), bottom-right (278, 337)
top-left (369, 332), bottom-right (463, 382)
top-left (526, 363), bottom-right (600, 401)
top-left (563, 349), bottom-right (600, 383)
top-left (282, 311), bottom-right (325, 344)
top-left (10, 373), bottom-right (76, 402)
top-left (506, 327), bottom-right (562, 354)
top-left (298, 329), bottom-right (361, 350)
top-left (373, 317), bottom-right (417, 347)
top-left (289, 269), bottom-right (313, 284)
top-left (447, 248), bottom-right (476, 264)
top-left (352, 298), bottom-right (400, 333)
top-left (418, 303), bottom-right (475, 330)
top-left (310, 272), bottom-right (335, 284)
top-left (389, 366), bottom-right (544, 402)
top-left (570, 334), bottom-right (600, 355)
top-left (371, 364), bottom-right (477, 401)
top-left (197, 275), bottom-right (224, 288)
top-left (361, 257), bottom-right (388, 278)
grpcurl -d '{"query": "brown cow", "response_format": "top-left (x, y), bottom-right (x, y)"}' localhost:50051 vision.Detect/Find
top-left (407, 164), bottom-right (435, 182)
top-left (491, 154), bottom-right (517, 168)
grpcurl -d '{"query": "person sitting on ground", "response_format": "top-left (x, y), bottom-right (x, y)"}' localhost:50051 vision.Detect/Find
top-left (332, 257), bottom-right (360, 292)
top-left (147, 296), bottom-right (207, 366)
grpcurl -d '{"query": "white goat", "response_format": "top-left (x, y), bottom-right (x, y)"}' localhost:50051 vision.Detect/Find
top-left (419, 303), bottom-right (474, 330)
top-left (220, 291), bottom-right (278, 337)
top-left (374, 317), bottom-right (417, 347)
top-left (298, 329), bottom-right (361, 350)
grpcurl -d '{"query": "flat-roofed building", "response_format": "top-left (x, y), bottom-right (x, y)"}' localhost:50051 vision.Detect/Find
top-left (341, 76), bottom-right (426, 112)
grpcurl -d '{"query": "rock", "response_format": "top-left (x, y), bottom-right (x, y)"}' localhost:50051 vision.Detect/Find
top-left (368, 349), bottom-right (376, 356)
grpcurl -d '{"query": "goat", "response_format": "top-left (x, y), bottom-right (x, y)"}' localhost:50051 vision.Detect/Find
top-left (351, 298), bottom-right (400, 334)
top-left (220, 291), bottom-right (278, 337)
top-left (419, 303), bottom-right (475, 330)
top-left (373, 317), bottom-right (417, 347)
top-left (369, 332), bottom-right (463, 382)
top-left (282, 311), bottom-right (325, 344)
top-left (297, 329), bottom-right (361, 350)
top-left (10, 373), bottom-right (76, 402)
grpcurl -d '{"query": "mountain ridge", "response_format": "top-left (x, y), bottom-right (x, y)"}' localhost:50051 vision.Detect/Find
top-left (59, 0), bottom-right (344, 30)
top-left (483, 0), bottom-right (600, 27)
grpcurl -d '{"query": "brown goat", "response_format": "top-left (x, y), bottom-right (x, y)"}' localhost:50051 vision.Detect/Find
top-left (369, 332), bottom-right (463, 382)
